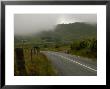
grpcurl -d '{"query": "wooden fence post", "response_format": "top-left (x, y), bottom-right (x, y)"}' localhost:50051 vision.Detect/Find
top-left (31, 49), bottom-right (33, 61)
top-left (15, 48), bottom-right (27, 75)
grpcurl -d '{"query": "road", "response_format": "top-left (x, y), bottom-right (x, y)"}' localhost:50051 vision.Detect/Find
top-left (42, 51), bottom-right (97, 76)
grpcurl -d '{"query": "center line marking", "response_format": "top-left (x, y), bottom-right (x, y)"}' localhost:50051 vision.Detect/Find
top-left (47, 51), bottom-right (97, 72)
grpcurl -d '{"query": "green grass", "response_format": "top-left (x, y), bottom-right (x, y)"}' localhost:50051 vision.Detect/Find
top-left (14, 47), bottom-right (58, 76)
top-left (70, 49), bottom-right (97, 61)
top-left (42, 45), bottom-right (97, 61)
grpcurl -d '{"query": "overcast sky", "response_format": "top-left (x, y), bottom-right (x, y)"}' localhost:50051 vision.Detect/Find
top-left (14, 14), bottom-right (97, 36)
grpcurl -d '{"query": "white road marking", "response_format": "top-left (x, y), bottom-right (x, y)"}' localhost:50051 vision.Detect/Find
top-left (47, 51), bottom-right (97, 72)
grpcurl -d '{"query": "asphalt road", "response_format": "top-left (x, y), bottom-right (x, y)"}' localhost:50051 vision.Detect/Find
top-left (42, 51), bottom-right (97, 76)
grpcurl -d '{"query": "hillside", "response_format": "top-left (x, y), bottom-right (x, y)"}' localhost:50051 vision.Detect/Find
top-left (15, 22), bottom-right (97, 45)
top-left (36, 22), bottom-right (96, 44)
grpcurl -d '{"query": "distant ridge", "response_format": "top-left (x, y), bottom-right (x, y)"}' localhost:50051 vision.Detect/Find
top-left (15, 22), bottom-right (97, 44)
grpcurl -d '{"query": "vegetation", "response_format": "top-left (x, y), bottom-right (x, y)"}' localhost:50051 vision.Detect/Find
top-left (14, 22), bottom-right (97, 75)
top-left (15, 22), bottom-right (97, 44)
top-left (14, 46), bottom-right (57, 76)
top-left (70, 38), bottom-right (97, 61)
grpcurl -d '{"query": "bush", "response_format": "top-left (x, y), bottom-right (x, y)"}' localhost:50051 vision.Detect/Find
top-left (89, 38), bottom-right (97, 52)
top-left (70, 38), bottom-right (97, 59)
top-left (70, 41), bottom-right (81, 50)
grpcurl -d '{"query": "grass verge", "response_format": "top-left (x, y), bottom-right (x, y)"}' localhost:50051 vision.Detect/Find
top-left (14, 49), bottom-right (57, 76)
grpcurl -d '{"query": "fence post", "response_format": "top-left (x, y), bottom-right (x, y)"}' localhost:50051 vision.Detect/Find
top-left (15, 48), bottom-right (27, 75)
top-left (31, 49), bottom-right (33, 61)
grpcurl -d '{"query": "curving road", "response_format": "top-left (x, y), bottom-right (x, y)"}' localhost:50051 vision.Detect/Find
top-left (42, 51), bottom-right (97, 76)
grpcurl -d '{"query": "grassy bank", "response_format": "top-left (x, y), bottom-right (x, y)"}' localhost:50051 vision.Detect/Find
top-left (14, 48), bottom-right (57, 76)
top-left (40, 38), bottom-right (97, 61)
top-left (69, 38), bottom-right (97, 61)
top-left (70, 49), bottom-right (97, 61)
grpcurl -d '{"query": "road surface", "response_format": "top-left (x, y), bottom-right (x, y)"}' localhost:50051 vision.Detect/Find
top-left (42, 51), bottom-right (97, 76)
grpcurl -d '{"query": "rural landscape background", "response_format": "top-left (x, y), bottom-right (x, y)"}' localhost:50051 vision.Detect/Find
top-left (14, 14), bottom-right (97, 76)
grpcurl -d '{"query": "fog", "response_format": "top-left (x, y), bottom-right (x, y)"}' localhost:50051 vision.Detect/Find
top-left (14, 14), bottom-right (97, 36)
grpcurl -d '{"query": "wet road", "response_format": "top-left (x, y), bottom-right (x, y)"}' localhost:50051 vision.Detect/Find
top-left (42, 51), bottom-right (97, 76)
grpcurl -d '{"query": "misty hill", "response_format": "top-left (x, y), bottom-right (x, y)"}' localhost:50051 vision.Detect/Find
top-left (36, 22), bottom-right (97, 43)
top-left (15, 22), bottom-right (97, 44)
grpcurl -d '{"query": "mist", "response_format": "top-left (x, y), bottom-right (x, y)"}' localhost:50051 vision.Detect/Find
top-left (14, 14), bottom-right (97, 36)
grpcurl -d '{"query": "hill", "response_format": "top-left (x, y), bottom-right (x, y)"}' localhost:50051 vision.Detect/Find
top-left (36, 22), bottom-right (97, 44)
top-left (15, 22), bottom-right (97, 45)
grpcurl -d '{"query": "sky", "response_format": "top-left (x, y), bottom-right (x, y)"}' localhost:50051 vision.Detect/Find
top-left (14, 14), bottom-right (97, 36)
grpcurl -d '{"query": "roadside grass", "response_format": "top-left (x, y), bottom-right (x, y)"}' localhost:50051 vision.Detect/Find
top-left (43, 46), bottom-right (97, 61)
top-left (14, 47), bottom-right (58, 76)
top-left (70, 49), bottom-right (97, 61)
top-left (42, 38), bottom-right (97, 61)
